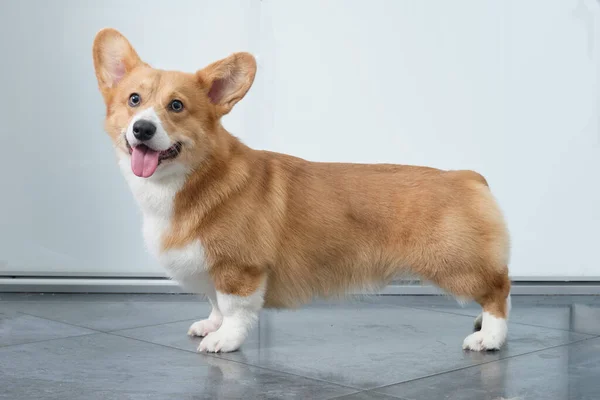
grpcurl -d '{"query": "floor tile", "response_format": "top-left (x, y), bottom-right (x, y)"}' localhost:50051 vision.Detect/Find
top-left (7, 300), bottom-right (211, 331)
top-left (0, 310), bottom-right (95, 347)
top-left (3, 294), bottom-right (598, 399)
top-left (509, 303), bottom-right (600, 335)
top-left (376, 336), bottom-right (600, 400)
top-left (116, 303), bottom-right (591, 390)
top-left (376, 295), bottom-right (600, 335)
top-left (0, 333), bottom-right (354, 400)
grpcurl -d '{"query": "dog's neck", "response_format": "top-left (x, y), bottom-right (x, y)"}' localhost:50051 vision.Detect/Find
top-left (164, 131), bottom-right (255, 247)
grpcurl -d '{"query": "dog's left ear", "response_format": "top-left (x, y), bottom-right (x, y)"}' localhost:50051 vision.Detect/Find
top-left (93, 28), bottom-right (144, 101)
top-left (197, 53), bottom-right (257, 117)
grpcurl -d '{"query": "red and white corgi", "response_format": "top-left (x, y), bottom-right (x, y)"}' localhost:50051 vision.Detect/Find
top-left (92, 28), bottom-right (511, 353)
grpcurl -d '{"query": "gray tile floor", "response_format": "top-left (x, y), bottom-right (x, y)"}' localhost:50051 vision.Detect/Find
top-left (1, 294), bottom-right (600, 399)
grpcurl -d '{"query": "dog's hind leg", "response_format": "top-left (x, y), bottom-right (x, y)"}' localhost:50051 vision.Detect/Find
top-left (462, 272), bottom-right (511, 351)
top-left (473, 313), bottom-right (483, 331)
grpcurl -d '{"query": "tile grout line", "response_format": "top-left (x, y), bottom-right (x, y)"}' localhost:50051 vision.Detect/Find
top-left (12, 296), bottom-right (600, 340)
top-left (367, 334), bottom-right (600, 394)
top-left (8, 310), bottom-right (108, 333)
top-left (326, 390), bottom-right (407, 400)
top-left (105, 330), bottom-right (364, 392)
top-left (371, 298), bottom-right (600, 336)
top-left (13, 310), bottom-right (205, 335)
top-left (6, 297), bottom-right (599, 334)
top-left (105, 317), bottom-right (202, 333)
top-left (0, 331), bottom-right (103, 349)
top-left (16, 301), bottom-right (598, 337)
top-left (402, 304), bottom-right (600, 336)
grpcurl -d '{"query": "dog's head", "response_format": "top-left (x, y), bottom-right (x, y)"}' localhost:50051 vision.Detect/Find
top-left (92, 28), bottom-right (256, 178)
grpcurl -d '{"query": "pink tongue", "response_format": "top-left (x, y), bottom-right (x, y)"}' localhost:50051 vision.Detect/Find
top-left (131, 145), bottom-right (160, 178)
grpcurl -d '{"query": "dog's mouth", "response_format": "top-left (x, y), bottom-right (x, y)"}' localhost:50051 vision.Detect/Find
top-left (126, 141), bottom-right (182, 178)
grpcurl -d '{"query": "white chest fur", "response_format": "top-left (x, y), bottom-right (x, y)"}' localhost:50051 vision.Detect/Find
top-left (119, 159), bottom-right (213, 294)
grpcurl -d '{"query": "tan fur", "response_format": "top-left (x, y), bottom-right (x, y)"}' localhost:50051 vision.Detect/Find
top-left (93, 29), bottom-right (511, 318)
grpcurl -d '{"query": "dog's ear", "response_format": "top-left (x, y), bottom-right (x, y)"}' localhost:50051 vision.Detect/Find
top-left (93, 28), bottom-right (143, 101)
top-left (197, 53), bottom-right (257, 117)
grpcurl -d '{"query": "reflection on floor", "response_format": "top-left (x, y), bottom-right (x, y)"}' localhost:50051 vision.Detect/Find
top-left (1, 293), bottom-right (599, 399)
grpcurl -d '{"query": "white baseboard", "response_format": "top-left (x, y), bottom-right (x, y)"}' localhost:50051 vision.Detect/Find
top-left (0, 278), bottom-right (184, 294)
top-left (1, 277), bottom-right (600, 295)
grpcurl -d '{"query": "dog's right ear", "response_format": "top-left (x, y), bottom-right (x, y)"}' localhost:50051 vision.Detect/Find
top-left (93, 28), bottom-right (143, 101)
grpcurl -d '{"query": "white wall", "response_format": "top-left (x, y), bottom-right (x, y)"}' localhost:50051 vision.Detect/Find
top-left (258, 0), bottom-right (600, 278)
top-left (1, 0), bottom-right (598, 278)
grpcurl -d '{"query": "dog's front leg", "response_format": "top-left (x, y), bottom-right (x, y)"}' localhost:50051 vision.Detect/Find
top-left (188, 289), bottom-right (223, 338)
top-left (198, 267), bottom-right (266, 353)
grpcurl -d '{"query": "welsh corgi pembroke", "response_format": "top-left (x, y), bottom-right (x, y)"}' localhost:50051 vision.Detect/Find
top-left (93, 28), bottom-right (511, 353)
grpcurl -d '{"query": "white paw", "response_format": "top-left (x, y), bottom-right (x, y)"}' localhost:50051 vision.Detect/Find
top-left (462, 331), bottom-right (504, 351)
top-left (188, 319), bottom-right (221, 337)
top-left (198, 327), bottom-right (245, 353)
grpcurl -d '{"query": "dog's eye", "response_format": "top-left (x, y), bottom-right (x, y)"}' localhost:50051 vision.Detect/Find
top-left (128, 93), bottom-right (141, 107)
top-left (169, 100), bottom-right (184, 113)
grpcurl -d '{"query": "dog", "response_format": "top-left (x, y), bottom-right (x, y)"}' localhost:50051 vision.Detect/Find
top-left (92, 28), bottom-right (511, 353)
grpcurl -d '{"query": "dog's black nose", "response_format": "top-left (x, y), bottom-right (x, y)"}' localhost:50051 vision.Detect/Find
top-left (132, 120), bottom-right (156, 141)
